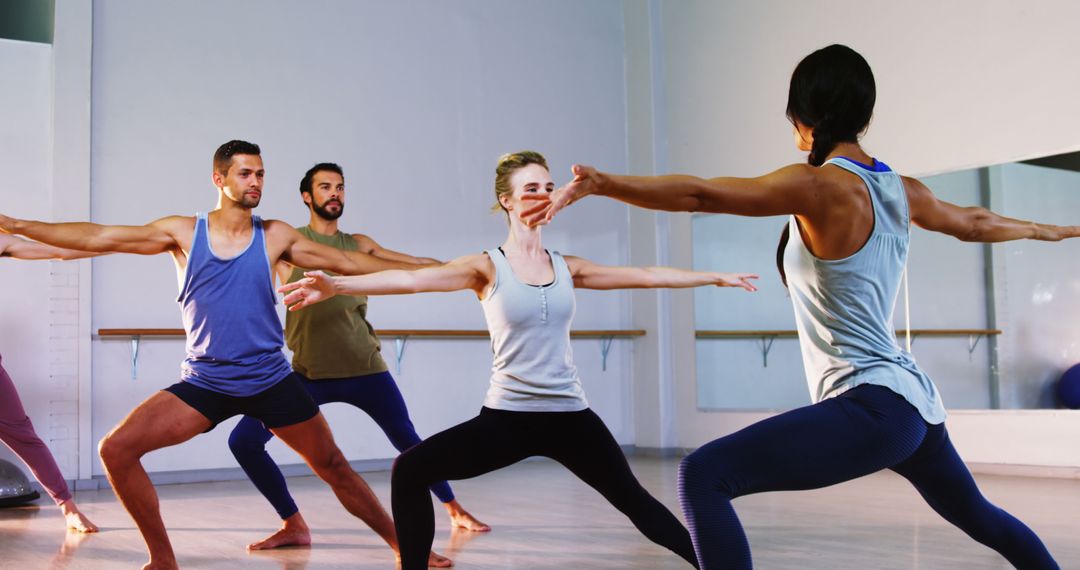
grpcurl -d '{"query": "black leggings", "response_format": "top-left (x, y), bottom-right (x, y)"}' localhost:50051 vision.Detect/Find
top-left (392, 407), bottom-right (699, 569)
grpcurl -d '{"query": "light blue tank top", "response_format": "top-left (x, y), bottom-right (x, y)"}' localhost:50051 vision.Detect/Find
top-left (176, 213), bottom-right (292, 396)
top-left (480, 248), bottom-right (587, 411)
top-left (783, 157), bottom-right (946, 424)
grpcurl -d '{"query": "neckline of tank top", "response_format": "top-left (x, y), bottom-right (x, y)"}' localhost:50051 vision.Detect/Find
top-left (300, 225), bottom-right (346, 240)
top-left (833, 156), bottom-right (892, 173)
top-left (202, 213), bottom-right (259, 261)
top-left (496, 246), bottom-right (556, 288)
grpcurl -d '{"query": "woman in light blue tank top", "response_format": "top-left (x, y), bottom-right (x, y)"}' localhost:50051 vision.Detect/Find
top-left (280, 150), bottom-right (758, 569)
top-left (527, 45), bottom-right (1068, 569)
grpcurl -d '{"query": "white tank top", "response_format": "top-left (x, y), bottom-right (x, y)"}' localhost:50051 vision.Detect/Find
top-left (480, 248), bottom-right (588, 411)
top-left (784, 157), bottom-right (946, 424)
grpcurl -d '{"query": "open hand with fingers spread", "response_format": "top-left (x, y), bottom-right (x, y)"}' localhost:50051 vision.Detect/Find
top-left (715, 273), bottom-right (760, 292)
top-left (521, 164), bottom-right (601, 226)
top-left (278, 270), bottom-right (338, 310)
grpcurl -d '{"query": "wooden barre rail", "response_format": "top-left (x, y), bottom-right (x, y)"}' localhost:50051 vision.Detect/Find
top-left (97, 328), bottom-right (646, 377)
top-left (695, 328), bottom-right (1002, 367)
top-left (696, 329), bottom-right (1002, 338)
top-left (98, 329), bottom-right (646, 338)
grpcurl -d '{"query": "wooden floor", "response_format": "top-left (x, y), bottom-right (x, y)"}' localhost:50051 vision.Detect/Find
top-left (0, 456), bottom-right (1076, 569)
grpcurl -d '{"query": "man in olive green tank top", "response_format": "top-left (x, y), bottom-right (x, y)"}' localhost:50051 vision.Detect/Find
top-left (228, 163), bottom-right (489, 550)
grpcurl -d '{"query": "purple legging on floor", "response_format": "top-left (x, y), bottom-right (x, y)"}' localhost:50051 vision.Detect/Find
top-left (0, 353), bottom-right (72, 505)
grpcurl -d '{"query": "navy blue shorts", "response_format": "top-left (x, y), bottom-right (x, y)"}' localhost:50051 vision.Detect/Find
top-left (164, 372), bottom-right (318, 431)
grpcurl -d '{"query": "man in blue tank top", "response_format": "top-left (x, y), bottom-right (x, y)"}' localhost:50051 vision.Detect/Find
top-left (0, 141), bottom-right (451, 569)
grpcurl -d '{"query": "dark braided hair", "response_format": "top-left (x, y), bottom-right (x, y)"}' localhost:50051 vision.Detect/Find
top-left (777, 45), bottom-right (875, 286)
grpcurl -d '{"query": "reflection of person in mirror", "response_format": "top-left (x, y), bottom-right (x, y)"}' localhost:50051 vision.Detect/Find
top-left (0, 234), bottom-right (99, 533)
top-left (524, 45), bottom-right (1067, 570)
top-left (281, 150), bottom-right (757, 570)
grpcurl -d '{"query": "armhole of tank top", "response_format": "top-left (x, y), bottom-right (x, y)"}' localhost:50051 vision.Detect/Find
top-left (342, 232), bottom-right (359, 251)
top-left (481, 249), bottom-right (500, 301)
top-left (177, 213), bottom-right (204, 299)
top-left (893, 171), bottom-right (913, 237)
top-left (549, 250), bottom-right (571, 287)
top-left (254, 216), bottom-right (277, 304)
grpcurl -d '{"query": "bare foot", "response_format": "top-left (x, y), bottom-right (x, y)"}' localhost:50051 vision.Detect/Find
top-left (394, 551), bottom-right (454, 568)
top-left (428, 551), bottom-right (453, 567)
top-left (248, 513), bottom-right (311, 550)
top-left (59, 500), bottom-right (99, 533)
top-left (444, 500), bottom-right (491, 533)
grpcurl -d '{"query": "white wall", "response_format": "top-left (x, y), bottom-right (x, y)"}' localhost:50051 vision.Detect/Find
top-left (0, 40), bottom-right (75, 475)
top-left (645, 0), bottom-right (1080, 469)
top-left (87, 0), bottom-right (637, 475)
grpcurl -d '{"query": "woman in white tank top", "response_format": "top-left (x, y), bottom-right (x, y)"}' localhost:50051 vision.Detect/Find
top-left (525, 44), bottom-right (1067, 570)
top-left (280, 150), bottom-right (757, 569)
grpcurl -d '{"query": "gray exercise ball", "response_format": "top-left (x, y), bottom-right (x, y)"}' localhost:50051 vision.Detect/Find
top-left (0, 459), bottom-right (40, 507)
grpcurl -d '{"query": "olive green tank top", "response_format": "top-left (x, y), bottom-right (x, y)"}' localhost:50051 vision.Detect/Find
top-left (284, 226), bottom-right (388, 378)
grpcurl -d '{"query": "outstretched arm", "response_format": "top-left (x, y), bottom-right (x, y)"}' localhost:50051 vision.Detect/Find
top-left (273, 222), bottom-right (421, 275)
top-left (905, 177), bottom-right (1080, 242)
top-left (353, 233), bottom-right (440, 265)
top-left (279, 253), bottom-right (491, 311)
top-left (522, 163), bottom-right (823, 225)
top-left (0, 213), bottom-right (182, 254)
top-left (564, 255), bottom-right (758, 291)
top-left (0, 234), bottom-right (105, 260)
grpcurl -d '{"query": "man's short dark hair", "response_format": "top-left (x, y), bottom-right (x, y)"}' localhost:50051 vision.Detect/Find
top-left (299, 162), bottom-right (345, 196)
top-left (213, 140), bottom-right (261, 176)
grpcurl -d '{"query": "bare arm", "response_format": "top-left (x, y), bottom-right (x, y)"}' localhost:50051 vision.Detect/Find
top-left (272, 222), bottom-right (421, 275)
top-left (0, 213), bottom-right (182, 254)
top-left (522, 163), bottom-right (824, 225)
top-left (279, 254), bottom-right (491, 311)
top-left (564, 255), bottom-right (758, 291)
top-left (905, 177), bottom-right (1080, 242)
top-left (353, 233), bottom-right (440, 265)
top-left (0, 234), bottom-right (106, 260)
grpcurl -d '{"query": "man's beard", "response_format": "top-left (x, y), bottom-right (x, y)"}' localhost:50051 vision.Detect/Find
top-left (313, 199), bottom-right (343, 220)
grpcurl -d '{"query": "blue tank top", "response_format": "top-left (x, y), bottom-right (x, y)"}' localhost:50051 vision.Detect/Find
top-left (783, 157), bottom-right (947, 424)
top-left (176, 213), bottom-right (292, 396)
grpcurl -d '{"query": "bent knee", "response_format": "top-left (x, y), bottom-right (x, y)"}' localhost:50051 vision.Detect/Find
top-left (227, 431), bottom-right (262, 455)
top-left (309, 448), bottom-right (351, 480)
top-left (391, 447), bottom-right (427, 485)
top-left (98, 432), bottom-right (136, 466)
top-left (679, 449), bottom-right (734, 497)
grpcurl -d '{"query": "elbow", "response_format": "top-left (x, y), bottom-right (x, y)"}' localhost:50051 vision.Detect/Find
top-left (956, 210), bottom-right (991, 242)
top-left (685, 187), bottom-right (707, 214)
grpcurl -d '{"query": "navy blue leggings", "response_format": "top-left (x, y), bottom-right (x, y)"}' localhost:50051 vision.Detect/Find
top-left (678, 384), bottom-right (1058, 569)
top-left (229, 371), bottom-right (454, 519)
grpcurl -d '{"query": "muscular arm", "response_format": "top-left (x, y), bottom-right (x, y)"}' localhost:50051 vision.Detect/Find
top-left (523, 163), bottom-right (825, 225)
top-left (564, 255), bottom-right (758, 291)
top-left (0, 213), bottom-right (182, 254)
top-left (0, 234), bottom-right (105, 260)
top-left (905, 177), bottom-right (1080, 242)
top-left (353, 233), bottom-right (440, 265)
top-left (272, 222), bottom-right (425, 276)
top-left (279, 254), bottom-right (491, 310)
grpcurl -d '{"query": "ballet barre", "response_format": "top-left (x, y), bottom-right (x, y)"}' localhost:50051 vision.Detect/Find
top-left (97, 328), bottom-right (647, 377)
top-left (695, 329), bottom-right (1002, 367)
